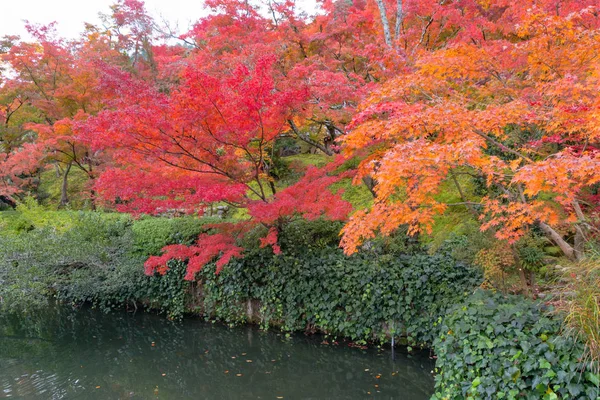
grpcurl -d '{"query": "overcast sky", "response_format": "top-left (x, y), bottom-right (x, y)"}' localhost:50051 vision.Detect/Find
top-left (1, 0), bottom-right (318, 40)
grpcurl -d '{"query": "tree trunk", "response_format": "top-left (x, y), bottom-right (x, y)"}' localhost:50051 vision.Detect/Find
top-left (449, 170), bottom-right (478, 216)
top-left (394, 0), bottom-right (403, 40)
top-left (375, 0), bottom-right (393, 47)
top-left (538, 221), bottom-right (580, 261)
top-left (572, 226), bottom-right (586, 262)
top-left (59, 162), bottom-right (72, 208)
top-left (53, 162), bottom-right (62, 178)
top-left (287, 120), bottom-right (334, 156)
top-left (87, 161), bottom-right (96, 211)
top-left (528, 270), bottom-right (537, 297)
top-left (0, 195), bottom-right (16, 209)
top-left (89, 188), bottom-right (97, 211)
top-left (362, 175), bottom-right (377, 198)
top-left (572, 200), bottom-right (588, 260)
top-left (324, 121), bottom-right (342, 155)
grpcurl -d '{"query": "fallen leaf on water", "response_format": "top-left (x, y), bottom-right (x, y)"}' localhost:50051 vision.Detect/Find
top-left (224, 370), bottom-right (229, 374)
top-left (375, 375), bottom-right (381, 379)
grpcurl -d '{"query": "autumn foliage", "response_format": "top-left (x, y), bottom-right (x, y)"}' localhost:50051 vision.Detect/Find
top-left (341, 1), bottom-right (600, 262)
top-left (2, 0), bottom-right (600, 281)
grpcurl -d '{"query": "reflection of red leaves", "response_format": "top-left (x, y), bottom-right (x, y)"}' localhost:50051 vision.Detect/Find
top-left (348, 342), bottom-right (368, 350)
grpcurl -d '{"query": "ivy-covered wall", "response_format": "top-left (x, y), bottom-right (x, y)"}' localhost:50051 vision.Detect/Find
top-left (192, 250), bottom-right (481, 347)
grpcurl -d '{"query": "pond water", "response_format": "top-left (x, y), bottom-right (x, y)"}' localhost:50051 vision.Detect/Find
top-left (0, 307), bottom-right (435, 399)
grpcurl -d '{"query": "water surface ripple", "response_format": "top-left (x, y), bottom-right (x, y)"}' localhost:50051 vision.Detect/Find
top-left (0, 307), bottom-right (434, 399)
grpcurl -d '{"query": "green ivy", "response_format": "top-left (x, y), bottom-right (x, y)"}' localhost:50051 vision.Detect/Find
top-left (195, 244), bottom-right (482, 346)
top-left (432, 290), bottom-right (600, 400)
top-left (141, 260), bottom-right (190, 320)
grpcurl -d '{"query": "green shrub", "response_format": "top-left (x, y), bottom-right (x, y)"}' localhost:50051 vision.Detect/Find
top-left (1, 211), bottom-right (478, 345)
top-left (432, 290), bottom-right (600, 400)
top-left (0, 211), bottom-right (203, 319)
top-left (0, 198), bottom-right (80, 234)
top-left (276, 218), bottom-right (345, 251)
top-left (0, 212), bottom-right (136, 313)
top-left (131, 215), bottom-right (220, 256)
top-left (57, 252), bottom-right (189, 320)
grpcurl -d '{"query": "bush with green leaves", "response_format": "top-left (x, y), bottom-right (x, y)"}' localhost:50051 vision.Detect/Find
top-left (0, 211), bottom-right (206, 319)
top-left (432, 290), bottom-right (600, 400)
top-left (0, 197), bottom-right (80, 234)
top-left (0, 212), bottom-right (135, 312)
top-left (131, 215), bottom-right (221, 256)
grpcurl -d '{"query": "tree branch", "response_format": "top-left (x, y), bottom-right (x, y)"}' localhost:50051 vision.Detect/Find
top-left (287, 119), bottom-right (334, 156)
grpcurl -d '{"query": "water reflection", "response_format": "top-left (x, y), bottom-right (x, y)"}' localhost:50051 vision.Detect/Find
top-left (0, 307), bottom-right (434, 399)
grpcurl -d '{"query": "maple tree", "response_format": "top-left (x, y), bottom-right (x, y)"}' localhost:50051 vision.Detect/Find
top-left (0, 78), bottom-right (41, 200)
top-left (1, 26), bottom-right (103, 205)
top-left (0, 0), bottom-right (160, 206)
top-left (74, 0), bottom-right (394, 277)
top-left (83, 19), bottom-right (353, 276)
top-left (341, 2), bottom-right (600, 263)
top-left (0, 36), bottom-right (42, 200)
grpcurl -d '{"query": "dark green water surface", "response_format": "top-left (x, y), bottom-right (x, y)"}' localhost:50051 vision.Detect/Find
top-left (0, 307), bottom-right (434, 399)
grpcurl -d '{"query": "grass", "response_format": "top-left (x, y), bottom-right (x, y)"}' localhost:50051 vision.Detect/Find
top-left (283, 153), bottom-right (331, 168)
top-left (562, 259), bottom-right (600, 372)
top-left (331, 178), bottom-right (373, 211)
